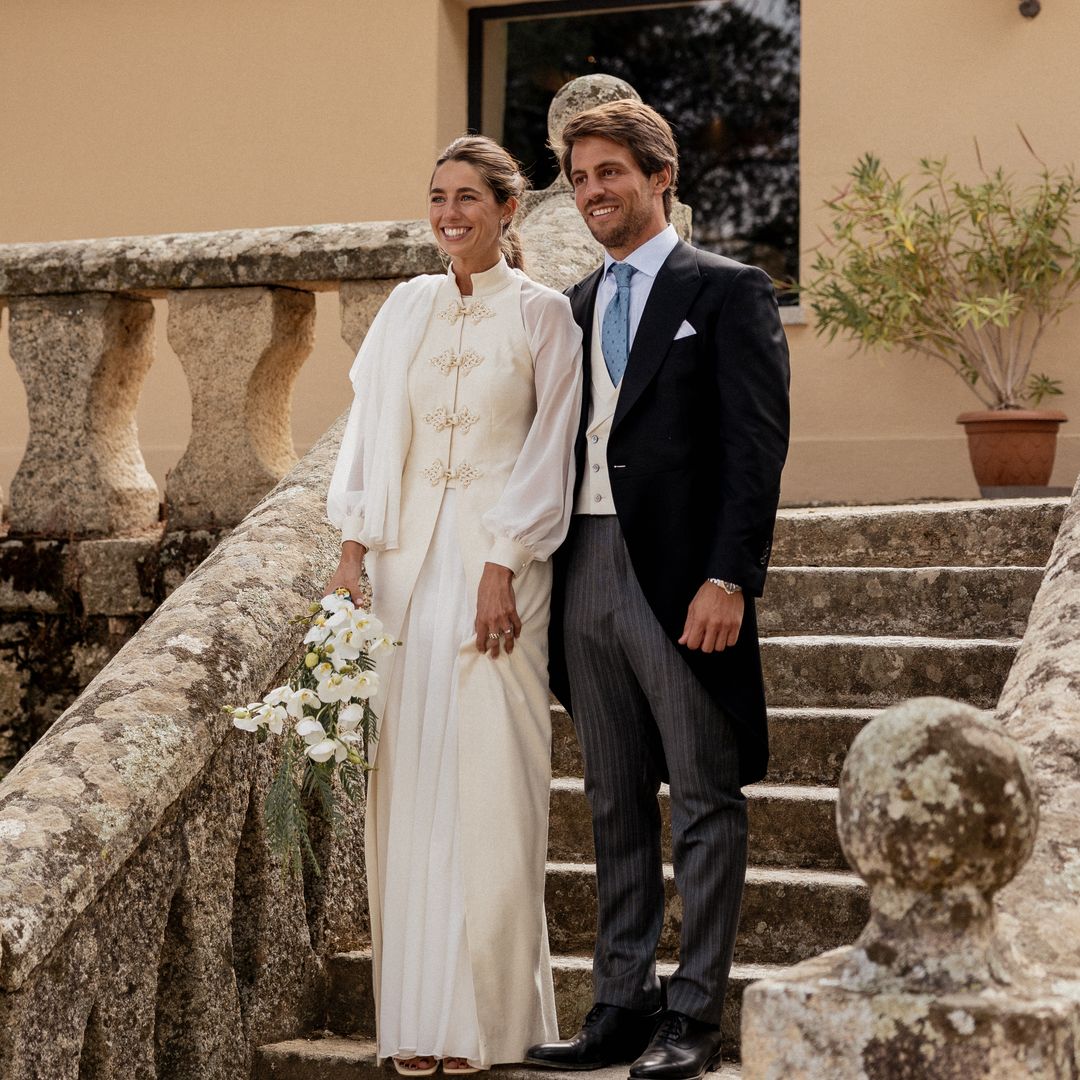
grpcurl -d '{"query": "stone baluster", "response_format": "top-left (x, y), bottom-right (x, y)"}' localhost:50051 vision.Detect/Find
top-left (7, 293), bottom-right (159, 536)
top-left (165, 287), bottom-right (315, 529)
top-left (339, 278), bottom-right (407, 354)
top-left (741, 696), bottom-right (1080, 1079)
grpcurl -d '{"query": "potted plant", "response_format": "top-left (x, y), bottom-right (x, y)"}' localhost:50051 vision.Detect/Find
top-left (800, 148), bottom-right (1080, 492)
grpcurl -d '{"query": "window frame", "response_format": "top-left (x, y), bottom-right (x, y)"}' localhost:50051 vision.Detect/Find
top-left (467, 0), bottom-right (706, 131)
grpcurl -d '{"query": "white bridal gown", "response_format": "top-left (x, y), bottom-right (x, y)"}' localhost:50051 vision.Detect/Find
top-left (327, 257), bottom-right (583, 1068)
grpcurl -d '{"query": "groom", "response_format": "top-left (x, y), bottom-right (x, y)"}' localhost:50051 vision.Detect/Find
top-left (528, 100), bottom-right (790, 1079)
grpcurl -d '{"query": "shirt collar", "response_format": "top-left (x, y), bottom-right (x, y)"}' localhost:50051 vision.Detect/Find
top-left (603, 224), bottom-right (679, 281)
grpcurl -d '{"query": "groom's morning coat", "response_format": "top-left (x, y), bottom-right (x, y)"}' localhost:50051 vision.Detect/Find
top-left (549, 240), bottom-right (791, 786)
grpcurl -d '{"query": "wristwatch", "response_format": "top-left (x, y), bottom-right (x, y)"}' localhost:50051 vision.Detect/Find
top-left (707, 578), bottom-right (742, 595)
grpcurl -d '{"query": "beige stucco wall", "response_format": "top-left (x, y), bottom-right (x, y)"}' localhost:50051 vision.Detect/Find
top-left (791, 0), bottom-right (1080, 502)
top-left (1, 0), bottom-right (1078, 508)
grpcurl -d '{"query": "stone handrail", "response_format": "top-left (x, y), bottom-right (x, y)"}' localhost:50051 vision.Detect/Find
top-left (0, 220), bottom-right (440, 297)
top-left (994, 472), bottom-right (1080, 988)
top-left (0, 421), bottom-right (352, 1075)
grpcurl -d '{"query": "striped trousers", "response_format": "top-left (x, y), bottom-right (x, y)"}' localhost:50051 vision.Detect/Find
top-left (562, 514), bottom-right (747, 1026)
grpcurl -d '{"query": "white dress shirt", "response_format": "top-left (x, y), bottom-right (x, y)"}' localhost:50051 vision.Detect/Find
top-left (594, 223), bottom-right (680, 353)
top-left (576, 224), bottom-right (680, 516)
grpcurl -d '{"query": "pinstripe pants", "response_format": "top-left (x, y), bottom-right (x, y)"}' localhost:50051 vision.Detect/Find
top-left (562, 515), bottom-right (747, 1026)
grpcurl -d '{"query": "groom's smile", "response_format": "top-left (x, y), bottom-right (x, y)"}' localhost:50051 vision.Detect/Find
top-left (569, 134), bottom-right (669, 259)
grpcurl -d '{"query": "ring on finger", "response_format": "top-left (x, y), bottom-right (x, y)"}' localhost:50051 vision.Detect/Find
top-left (502, 627), bottom-right (513, 636)
top-left (487, 631), bottom-right (500, 641)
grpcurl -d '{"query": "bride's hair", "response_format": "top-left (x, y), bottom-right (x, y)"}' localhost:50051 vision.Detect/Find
top-left (432, 136), bottom-right (529, 271)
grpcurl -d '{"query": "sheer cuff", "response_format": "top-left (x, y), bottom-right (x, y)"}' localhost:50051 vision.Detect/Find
top-left (487, 536), bottom-right (534, 576)
top-left (339, 508), bottom-right (367, 545)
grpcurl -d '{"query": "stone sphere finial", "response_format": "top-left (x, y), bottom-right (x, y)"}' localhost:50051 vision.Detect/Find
top-left (547, 74), bottom-right (641, 155)
top-left (838, 697), bottom-right (1037, 897)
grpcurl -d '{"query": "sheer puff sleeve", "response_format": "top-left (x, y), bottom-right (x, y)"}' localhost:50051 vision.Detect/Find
top-left (482, 278), bottom-right (584, 573)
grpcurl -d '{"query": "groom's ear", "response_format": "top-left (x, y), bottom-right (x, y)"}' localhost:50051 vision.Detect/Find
top-left (652, 164), bottom-right (672, 196)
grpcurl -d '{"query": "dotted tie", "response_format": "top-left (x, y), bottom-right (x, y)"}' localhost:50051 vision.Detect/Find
top-left (601, 262), bottom-right (634, 386)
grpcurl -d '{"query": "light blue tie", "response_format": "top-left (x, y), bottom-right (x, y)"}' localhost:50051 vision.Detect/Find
top-left (601, 262), bottom-right (634, 386)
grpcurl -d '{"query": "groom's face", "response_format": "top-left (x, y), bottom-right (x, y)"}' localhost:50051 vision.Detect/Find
top-left (569, 135), bottom-right (669, 259)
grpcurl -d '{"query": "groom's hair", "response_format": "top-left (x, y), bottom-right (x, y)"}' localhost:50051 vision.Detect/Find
top-left (557, 99), bottom-right (679, 220)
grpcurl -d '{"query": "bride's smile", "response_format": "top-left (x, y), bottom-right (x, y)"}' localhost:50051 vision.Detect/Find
top-left (429, 159), bottom-right (516, 286)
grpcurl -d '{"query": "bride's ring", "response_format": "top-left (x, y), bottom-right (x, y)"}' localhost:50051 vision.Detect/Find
top-left (502, 627), bottom-right (514, 635)
top-left (487, 631), bottom-right (500, 641)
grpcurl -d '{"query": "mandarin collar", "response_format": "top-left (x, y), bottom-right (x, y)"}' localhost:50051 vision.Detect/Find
top-left (446, 255), bottom-right (516, 299)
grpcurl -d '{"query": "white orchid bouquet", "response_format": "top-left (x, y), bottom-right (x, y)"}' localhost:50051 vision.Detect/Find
top-left (226, 589), bottom-right (398, 877)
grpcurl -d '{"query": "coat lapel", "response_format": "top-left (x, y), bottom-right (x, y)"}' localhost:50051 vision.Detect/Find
top-left (613, 241), bottom-right (702, 429)
top-left (569, 266), bottom-right (603, 443)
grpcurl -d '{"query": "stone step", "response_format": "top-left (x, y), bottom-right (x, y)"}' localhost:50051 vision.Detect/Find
top-left (771, 497), bottom-right (1065, 568)
top-left (254, 1037), bottom-right (743, 1079)
top-left (553, 705), bottom-right (876, 786)
top-left (759, 565), bottom-right (1043, 638)
top-left (763, 707), bottom-right (875, 785)
top-left (545, 862), bottom-right (867, 968)
top-left (555, 637), bottom-right (1015, 775)
top-left (761, 634), bottom-right (1017, 708)
top-left (322, 950), bottom-right (779, 1061)
top-left (548, 778), bottom-right (846, 870)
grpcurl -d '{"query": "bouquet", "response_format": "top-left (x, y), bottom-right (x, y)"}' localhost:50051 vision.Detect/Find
top-left (226, 589), bottom-right (398, 877)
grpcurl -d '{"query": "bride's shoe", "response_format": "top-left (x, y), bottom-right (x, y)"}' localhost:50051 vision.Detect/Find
top-left (442, 1058), bottom-right (480, 1075)
top-left (393, 1057), bottom-right (439, 1076)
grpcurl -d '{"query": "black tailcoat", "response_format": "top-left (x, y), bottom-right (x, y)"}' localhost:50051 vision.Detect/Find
top-left (548, 240), bottom-right (791, 785)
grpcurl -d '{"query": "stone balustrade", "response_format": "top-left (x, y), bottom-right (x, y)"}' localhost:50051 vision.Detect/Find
top-left (0, 220), bottom-right (441, 536)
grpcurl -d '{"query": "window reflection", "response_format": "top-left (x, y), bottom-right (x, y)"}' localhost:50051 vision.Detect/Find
top-left (475, 0), bottom-right (800, 295)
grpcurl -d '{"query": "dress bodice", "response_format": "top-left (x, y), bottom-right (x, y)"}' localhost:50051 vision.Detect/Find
top-left (406, 259), bottom-right (534, 497)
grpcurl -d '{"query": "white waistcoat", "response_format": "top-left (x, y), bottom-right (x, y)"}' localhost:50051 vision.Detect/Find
top-left (574, 302), bottom-right (620, 515)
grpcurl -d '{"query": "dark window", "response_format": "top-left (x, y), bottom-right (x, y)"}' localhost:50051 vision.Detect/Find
top-left (469, 0), bottom-right (800, 293)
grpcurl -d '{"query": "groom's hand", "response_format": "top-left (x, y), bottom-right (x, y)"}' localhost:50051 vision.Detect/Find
top-left (679, 584), bottom-right (744, 653)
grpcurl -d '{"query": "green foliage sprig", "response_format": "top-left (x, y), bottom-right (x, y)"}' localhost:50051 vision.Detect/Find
top-left (227, 590), bottom-right (398, 879)
top-left (799, 145), bottom-right (1080, 409)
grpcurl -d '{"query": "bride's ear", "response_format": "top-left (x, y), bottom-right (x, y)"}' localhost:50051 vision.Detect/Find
top-left (502, 195), bottom-right (520, 226)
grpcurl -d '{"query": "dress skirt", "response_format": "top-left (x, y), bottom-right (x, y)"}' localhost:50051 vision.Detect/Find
top-left (375, 490), bottom-right (483, 1065)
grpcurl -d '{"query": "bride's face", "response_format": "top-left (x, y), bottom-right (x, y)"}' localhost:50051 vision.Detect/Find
top-left (429, 160), bottom-right (508, 270)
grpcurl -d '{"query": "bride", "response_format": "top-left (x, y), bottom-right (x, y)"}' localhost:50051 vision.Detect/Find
top-left (325, 135), bottom-right (583, 1073)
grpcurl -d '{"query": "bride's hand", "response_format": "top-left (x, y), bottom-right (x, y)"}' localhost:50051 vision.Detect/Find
top-left (324, 540), bottom-right (367, 600)
top-left (474, 562), bottom-right (521, 659)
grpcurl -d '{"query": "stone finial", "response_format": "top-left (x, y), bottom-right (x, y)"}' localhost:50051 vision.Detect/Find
top-left (837, 697), bottom-right (1036, 989)
top-left (546, 74), bottom-right (641, 172)
top-left (7, 293), bottom-right (160, 537)
top-left (521, 75), bottom-right (691, 292)
top-left (165, 287), bottom-right (315, 529)
top-left (742, 698), bottom-right (1080, 1080)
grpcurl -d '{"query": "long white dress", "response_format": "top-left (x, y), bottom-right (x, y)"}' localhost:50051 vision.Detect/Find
top-left (327, 257), bottom-right (583, 1068)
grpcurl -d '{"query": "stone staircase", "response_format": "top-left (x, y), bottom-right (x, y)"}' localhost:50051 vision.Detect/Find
top-left (255, 498), bottom-right (1064, 1079)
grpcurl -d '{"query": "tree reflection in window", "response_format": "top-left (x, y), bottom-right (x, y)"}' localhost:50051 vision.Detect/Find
top-left (483, 0), bottom-right (799, 294)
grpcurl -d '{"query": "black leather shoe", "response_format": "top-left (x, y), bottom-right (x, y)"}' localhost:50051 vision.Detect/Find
top-left (628, 1011), bottom-right (724, 1080)
top-left (525, 1003), bottom-right (664, 1070)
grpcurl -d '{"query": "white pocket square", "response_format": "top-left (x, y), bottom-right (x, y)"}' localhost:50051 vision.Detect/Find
top-left (674, 320), bottom-right (696, 340)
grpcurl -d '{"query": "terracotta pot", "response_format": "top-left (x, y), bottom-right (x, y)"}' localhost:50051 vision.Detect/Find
top-left (956, 408), bottom-right (1067, 488)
